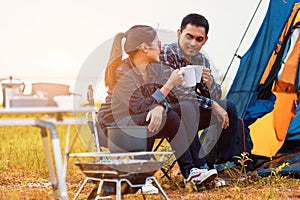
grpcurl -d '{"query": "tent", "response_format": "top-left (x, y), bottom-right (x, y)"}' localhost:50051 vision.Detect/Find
top-left (226, 0), bottom-right (300, 174)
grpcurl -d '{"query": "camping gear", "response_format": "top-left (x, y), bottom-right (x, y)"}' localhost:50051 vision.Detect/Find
top-left (75, 159), bottom-right (164, 182)
top-left (226, 0), bottom-right (300, 159)
top-left (53, 95), bottom-right (83, 109)
top-left (31, 82), bottom-right (70, 106)
top-left (1, 76), bottom-right (25, 108)
top-left (107, 126), bottom-right (148, 153)
top-left (10, 95), bottom-right (48, 107)
top-left (70, 152), bottom-right (171, 199)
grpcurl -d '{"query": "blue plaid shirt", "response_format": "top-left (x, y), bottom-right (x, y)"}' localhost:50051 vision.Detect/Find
top-left (159, 42), bottom-right (222, 109)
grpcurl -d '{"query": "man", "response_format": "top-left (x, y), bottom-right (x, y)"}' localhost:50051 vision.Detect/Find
top-left (159, 13), bottom-right (240, 179)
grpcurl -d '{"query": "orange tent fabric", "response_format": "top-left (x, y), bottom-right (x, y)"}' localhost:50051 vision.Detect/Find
top-left (273, 92), bottom-right (297, 141)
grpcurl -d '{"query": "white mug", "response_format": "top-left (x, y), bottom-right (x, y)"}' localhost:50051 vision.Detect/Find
top-left (181, 66), bottom-right (196, 87)
top-left (193, 65), bottom-right (204, 83)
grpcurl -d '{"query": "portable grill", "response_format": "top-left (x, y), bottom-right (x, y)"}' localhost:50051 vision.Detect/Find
top-left (70, 151), bottom-right (171, 200)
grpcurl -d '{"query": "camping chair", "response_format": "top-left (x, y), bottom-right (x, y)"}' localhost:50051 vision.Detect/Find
top-left (69, 87), bottom-right (173, 199)
top-left (85, 85), bottom-right (176, 180)
top-left (87, 110), bottom-right (176, 180)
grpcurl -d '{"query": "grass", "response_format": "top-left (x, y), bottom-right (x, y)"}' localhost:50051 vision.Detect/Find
top-left (1, 114), bottom-right (300, 199)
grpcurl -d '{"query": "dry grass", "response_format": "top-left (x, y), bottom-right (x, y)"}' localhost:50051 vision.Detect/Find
top-left (1, 116), bottom-right (300, 199)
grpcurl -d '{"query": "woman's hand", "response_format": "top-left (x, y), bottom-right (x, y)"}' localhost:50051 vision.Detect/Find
top-left (202, 67), bottom-right (214, 89)
top-left (166, 69), bottom-right (184, 88)
top-left (212, 101), bottom-right (229, 129)
top-left (146, 105), bottom-right (165, 132)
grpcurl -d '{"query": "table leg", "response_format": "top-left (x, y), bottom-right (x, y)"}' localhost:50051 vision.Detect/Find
top-left (40, 128), bottom-right (60, 200)
top-left (63, 124), bottom-right (71, 179)
top-left (36, 120), bottom-right (68, 200)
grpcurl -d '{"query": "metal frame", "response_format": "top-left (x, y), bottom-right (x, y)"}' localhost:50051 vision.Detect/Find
top-left (73, 176), bottom-right (169, 200)
top-left (0, 107), bottom-right (96, 200)
top-left (69, 152), bottom-right (172, 200)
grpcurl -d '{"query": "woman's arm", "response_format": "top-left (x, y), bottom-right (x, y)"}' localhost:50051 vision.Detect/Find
top-left (113, 66), bottom-right (162, 114)
top-left (160, 69), bottom-right (184, 96)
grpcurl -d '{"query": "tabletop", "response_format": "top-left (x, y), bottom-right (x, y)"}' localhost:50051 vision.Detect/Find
top-left (0, 106), bottom-right (97, 126)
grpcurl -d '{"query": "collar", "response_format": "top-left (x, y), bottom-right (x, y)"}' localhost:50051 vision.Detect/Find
top-left (174, 42), bottom-right (201, 65)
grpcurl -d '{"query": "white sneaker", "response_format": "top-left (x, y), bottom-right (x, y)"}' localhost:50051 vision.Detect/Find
top-left (215, 177), bottom-right (226, 187)
top-left (184, 168), bottom-right (218, 185)
top-left (140, 179), bottom-right (158, 194)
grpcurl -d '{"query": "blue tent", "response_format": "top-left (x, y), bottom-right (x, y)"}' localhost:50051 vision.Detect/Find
top-left (226, 0), bottom-right (300, 175)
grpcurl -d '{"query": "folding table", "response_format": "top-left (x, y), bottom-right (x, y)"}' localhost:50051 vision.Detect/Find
top-left (0, 107), bottom-right (95, 200)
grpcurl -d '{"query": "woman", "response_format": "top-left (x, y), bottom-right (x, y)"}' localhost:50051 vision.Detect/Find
top-left (98, 25), bottom-right (216, 185)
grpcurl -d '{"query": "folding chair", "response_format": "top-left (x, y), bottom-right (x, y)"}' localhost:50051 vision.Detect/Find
top-left (152, 137), bottom-right (177, 180)
top-left (69, 86), bottom-right (172, 199)
top-left (87, 85), bottom-right (176, 180)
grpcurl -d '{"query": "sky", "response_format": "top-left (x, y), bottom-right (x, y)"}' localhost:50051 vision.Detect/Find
top-left (0, 0), bottom-right (270, 101)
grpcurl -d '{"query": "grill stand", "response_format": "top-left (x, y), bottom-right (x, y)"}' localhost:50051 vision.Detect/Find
top-left (73, 176), bottom-right (169, 200)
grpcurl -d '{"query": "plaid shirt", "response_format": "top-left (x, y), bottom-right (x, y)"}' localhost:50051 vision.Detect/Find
top-left (159, 42), bottom-right (222, 109)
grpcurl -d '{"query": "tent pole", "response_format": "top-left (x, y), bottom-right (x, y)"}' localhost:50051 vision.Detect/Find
top-left (221, 0), bottom-right (263, 86)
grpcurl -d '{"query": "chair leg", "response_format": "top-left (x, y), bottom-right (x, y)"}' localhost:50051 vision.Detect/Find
top-left (161, 159), bottom-right (177, 179)
top-left (152, 137), bottom-right (175, 180)
top-left (153, 137), bottom-right (166, 152)
top-left (160, 168), bottom-right (172, 180)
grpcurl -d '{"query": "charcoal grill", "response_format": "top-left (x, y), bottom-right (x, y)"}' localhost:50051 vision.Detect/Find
top-left (70, 151), bottom-right (171, 200)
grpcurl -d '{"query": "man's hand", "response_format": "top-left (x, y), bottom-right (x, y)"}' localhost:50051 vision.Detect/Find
top-left (146, 105), bottom-right (165, 132)
top-left (212, 101), bottom-right (229, 129)
top-left (202, 67), bottom-right (214, 89)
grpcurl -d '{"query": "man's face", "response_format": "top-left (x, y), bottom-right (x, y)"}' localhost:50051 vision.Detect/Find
top-left (177, 24), bottom-right (208, 58)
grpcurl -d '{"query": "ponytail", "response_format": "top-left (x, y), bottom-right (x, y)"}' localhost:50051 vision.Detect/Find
top-left (104, 25), bottom-right (157, 90)
top-left (104, 32), bottom-right (125, 90)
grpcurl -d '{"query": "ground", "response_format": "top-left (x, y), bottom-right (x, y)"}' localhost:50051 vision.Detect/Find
top-left (1, 162), bottom-right (300, 200)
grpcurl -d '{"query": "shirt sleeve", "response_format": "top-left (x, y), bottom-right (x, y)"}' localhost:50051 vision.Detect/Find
top-left (113, 66), bottom-right (168, 114)
top-left (160, 45), bottom-right (180, 69)
top-left (208, 80), bottom-right (222, 100)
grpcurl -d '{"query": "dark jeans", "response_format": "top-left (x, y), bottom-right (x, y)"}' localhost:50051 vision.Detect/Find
top-left (129, 103), bottom-right (200, 178)
top-left (200, 100), bottom-right (239, 168)
top-left (170, 102), bottom-right (204, 167)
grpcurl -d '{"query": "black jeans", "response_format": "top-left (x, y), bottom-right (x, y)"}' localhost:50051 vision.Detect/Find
top-left (199, 100), bottom-right (239, 168)
top-left (170, 101), bottom-right (204, 168)
top-left (129, 103), bottom-right (200, 178)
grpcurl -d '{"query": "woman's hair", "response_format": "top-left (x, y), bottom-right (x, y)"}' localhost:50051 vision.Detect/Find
top-left (104, 25), bottom-right (157, 90)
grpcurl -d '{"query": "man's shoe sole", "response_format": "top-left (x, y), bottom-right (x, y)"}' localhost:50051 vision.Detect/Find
top-left (193, 170), bottom-right (218, 185)
top-left (200, 173), bottom-right (218, 185)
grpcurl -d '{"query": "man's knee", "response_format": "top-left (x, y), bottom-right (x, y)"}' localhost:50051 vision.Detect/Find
top-left (219, 100), bottom-right (238, 118)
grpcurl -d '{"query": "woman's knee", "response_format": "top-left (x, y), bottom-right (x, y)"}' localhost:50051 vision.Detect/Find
top-left (166, 110), bottom-right (181, 126)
